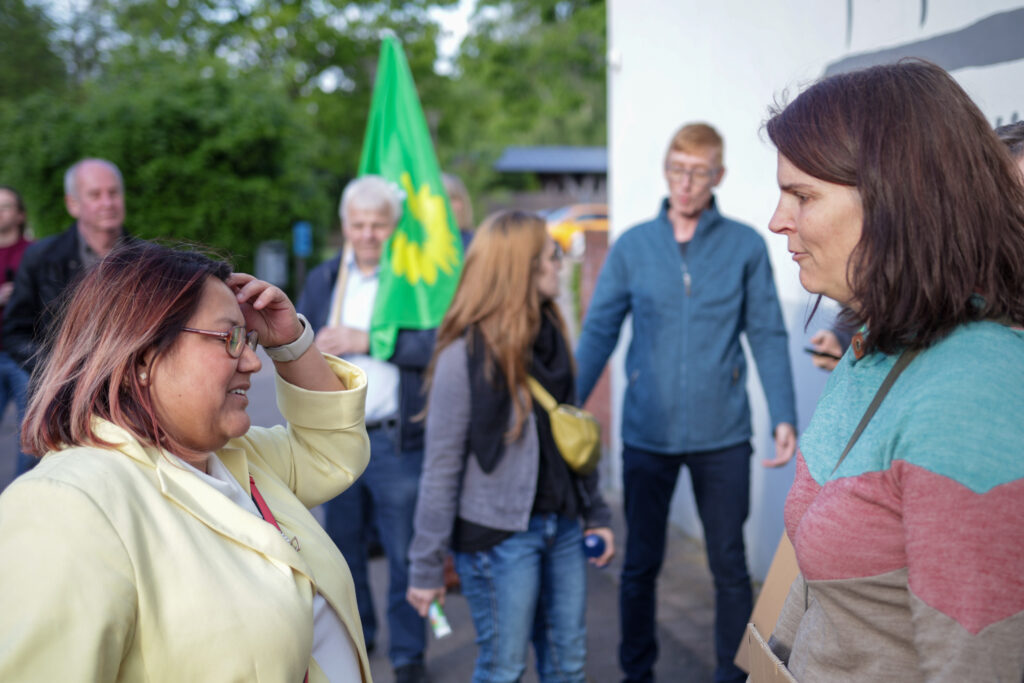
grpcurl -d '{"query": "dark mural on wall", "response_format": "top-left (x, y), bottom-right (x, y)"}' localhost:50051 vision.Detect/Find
top-left (846, 0), bottom-right (929, 46)
top-left (835, 4), bottom-right (1023, 126)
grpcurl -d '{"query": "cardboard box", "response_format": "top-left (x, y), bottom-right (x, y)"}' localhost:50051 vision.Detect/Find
top-left (743, 622), bottom-right (797, 683)
top-left (734, 533), bottom-right (799, 673)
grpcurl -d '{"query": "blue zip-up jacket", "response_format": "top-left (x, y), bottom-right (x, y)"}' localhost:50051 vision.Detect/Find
top-left (296, 252), bottom-right (434, 452)
top-left (576, 198), bottom-right (796, 454)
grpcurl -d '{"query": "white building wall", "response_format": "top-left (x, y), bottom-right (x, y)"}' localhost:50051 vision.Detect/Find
top-left (606, 0), bottom-right (1024, 579)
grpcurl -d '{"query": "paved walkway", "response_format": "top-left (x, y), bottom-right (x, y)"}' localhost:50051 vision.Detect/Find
top-left (0, 350), bottom-right (725, 682)
top-left (364, 497), bottom-right (718, 683)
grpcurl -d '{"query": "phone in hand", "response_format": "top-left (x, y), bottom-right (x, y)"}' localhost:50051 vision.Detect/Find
top-left (803, 346), bottom-right (842, 361)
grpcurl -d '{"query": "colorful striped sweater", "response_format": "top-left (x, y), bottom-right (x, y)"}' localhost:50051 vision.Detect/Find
top-left (771, 321), bottom-right (1024, 681)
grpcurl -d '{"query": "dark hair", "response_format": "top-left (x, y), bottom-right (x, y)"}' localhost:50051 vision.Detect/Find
top-left (995, 120), bottom-right (1024, 160)
top-left (22, 241), bottom-right (232, 457)
top-left (767, 59), bottom-right (1024, 354)
top-left (0, 185), bottom-right (27, 235)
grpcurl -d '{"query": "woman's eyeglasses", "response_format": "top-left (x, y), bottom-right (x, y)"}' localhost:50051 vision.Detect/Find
top-left (550, 242), bottom-right (564, 262)
top-left (181, 325), bottom-right (259, 358)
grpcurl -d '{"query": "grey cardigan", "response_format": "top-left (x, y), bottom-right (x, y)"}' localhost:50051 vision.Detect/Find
top-left (408, 336), bottom-right (612, 589)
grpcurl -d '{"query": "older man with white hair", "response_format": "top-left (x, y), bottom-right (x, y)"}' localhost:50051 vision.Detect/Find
top-left (296, 175), bottom-right (432, 683)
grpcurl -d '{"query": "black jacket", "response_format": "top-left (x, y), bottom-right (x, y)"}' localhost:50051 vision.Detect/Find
top-left (3, 224), bottom-right (132, 372)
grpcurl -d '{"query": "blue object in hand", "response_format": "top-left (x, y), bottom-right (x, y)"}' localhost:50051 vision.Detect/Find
top-left (583, 533), bottom-right (606, 559)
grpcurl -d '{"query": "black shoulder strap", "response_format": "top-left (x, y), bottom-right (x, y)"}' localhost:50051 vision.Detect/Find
top-left (831, 348), bottom-right (920, 476)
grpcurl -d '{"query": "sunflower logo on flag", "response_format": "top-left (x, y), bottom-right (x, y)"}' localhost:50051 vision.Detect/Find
top-left (391, 172), bottom-right (461, 286)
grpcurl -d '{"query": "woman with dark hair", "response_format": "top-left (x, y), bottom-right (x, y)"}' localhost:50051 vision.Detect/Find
top-left (765, 59), bottom-right (1024, 680)
top-left (406, 211), bottom-right (614, 682)
top-left (0, 241), bottom-right (373, 681)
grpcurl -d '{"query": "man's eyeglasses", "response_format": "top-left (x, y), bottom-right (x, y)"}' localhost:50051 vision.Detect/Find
top-left (181, 325), bottom-right (259, 358)
top-left (665, 165), bottom-right (719, 185)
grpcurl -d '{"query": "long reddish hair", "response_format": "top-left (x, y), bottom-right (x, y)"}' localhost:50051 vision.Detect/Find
top-left (22, 242), bottom-right (231, 457)
top-left (428, 210), bottom-right (568, 439)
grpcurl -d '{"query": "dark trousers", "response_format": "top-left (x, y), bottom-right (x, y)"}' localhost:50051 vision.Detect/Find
top-left (619, 442), bottom-right (753, 683)
top-left (324, 423), bottom-right (426, 668)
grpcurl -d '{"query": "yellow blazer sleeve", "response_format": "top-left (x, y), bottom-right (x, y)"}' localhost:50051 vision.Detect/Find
top-left (0, 477), bottom-right (137, 682)
top-left (235, 354), bottom-right (371, 507)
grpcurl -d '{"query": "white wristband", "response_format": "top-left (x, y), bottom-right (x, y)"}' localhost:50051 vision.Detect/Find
top-left (264, 313), bottom-right (314, 362)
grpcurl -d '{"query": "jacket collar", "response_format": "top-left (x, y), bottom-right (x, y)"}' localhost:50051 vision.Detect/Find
top-left (90, 419), bottom-right (314, 580)
top-left (657, 196), bottom-right (722, 241)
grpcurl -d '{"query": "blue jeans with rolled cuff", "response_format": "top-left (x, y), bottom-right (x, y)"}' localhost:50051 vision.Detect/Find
top-left (619, 442), bottom-right (753, 683)
top-left (456, 513), bottom-right (588, 683)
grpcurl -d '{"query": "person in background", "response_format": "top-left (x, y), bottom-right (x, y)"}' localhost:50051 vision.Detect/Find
top-left (407, 210), bottom-right (614, 683)
top-left (3, 158), bottom-right (131, 374)
top-left (0, 241), bottom-right (373, 681)
top-left (442, 172), bottom-right (474, 248)
top-left (806, 316), bottom-right (854, 372)
top-left (575, 123), bottom-right (797, 683)
top-left (0, 186), bottom-right (33, 475)
top-left (296, 175), bottom-right (431, 683)
top-left (439, 170), bottom-right (475, 592)
top-left (995, 120), bottom-right (1024, 177)
top-left (766, 59), bottom-right (1024, 680)
top-left (810, 119), bottom-right (1024, 372)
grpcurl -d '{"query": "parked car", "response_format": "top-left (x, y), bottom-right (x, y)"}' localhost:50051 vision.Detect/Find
top-left (546, 203), bottom-right (608, 255)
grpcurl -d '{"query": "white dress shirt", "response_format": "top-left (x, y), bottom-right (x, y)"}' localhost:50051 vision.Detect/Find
top-left (333, 256), bottom-right (399, 423)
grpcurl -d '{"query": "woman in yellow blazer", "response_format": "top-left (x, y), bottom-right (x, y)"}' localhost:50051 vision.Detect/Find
top-left (0, 242), bottom-right (373, 682)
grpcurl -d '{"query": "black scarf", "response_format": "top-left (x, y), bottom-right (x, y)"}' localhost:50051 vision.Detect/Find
top-left (467, 306), bottom-right (574, 473)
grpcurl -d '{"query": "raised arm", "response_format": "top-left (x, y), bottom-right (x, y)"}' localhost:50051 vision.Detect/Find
top-left (228, 273), bottom-right (369, 505)
top-left (229, 272), bottom-right (344, 392)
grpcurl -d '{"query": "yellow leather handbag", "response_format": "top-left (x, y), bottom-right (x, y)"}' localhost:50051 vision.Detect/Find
top-left (526, 376), bottom-right (601, 475)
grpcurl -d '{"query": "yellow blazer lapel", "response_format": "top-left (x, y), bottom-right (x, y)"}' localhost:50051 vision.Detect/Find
top-left (155, 455), bottom-right (314, 580)
top-left (92, 419), bottom-right (314, 580)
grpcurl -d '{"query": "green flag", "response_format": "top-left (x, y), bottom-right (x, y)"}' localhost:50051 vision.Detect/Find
top-left (358, 35), bottom-right (463, 360)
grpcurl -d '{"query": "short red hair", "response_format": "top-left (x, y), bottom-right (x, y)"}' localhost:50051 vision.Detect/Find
top-left (665, 122), bottom-right (724, 166)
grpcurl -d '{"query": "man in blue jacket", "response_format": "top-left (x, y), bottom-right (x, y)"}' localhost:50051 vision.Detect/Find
top-left (296, 175), bottom-right (432, 683)
top-left (576, 123), bottom-right (797, 683)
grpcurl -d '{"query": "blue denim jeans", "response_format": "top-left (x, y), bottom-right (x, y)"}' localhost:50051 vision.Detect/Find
top-left (619, 442), bottom-right (753, 683)
top-left (456, 513), bottom-right (587, 683)
top-left (0, 352), bottom-right (31, 476)
top-left (323, 424), bottom-right (426, 668)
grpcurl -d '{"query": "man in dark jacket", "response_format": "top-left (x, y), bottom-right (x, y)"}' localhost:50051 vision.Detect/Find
top-left (4, 158), bottom-right (128, 374)
top-left (296, 175), bottom-right (432, 683)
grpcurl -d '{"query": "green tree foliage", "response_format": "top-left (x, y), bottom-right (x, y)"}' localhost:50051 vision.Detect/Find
top-left (0, 0), bottom-right (65, 97)
top-left (0, 58), bottom-right (325, 270)
top-left (436, 0), bottom-right (607, 205)
top-left (0, 0), bottom-right (607, 273)
top-left (0, 1), bottom-right (454, 275)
